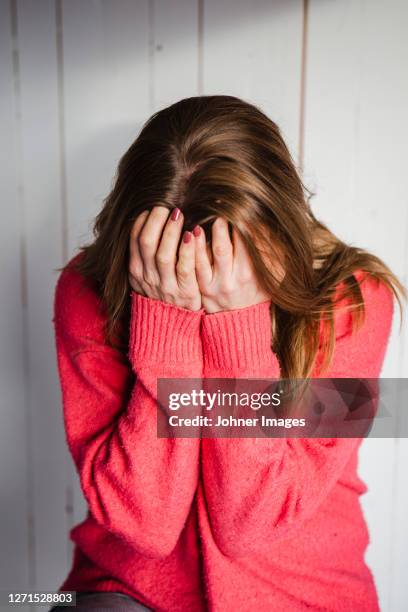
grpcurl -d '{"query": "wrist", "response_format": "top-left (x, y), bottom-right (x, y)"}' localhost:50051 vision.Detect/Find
top-left (201, 300), bottom-right (280, 376)
top-left (128, 291), bottom-right (204, 367)
top-left (130, 288), bottom-right (203, 313)
top-left (201, 291), bottom-right (273, 315)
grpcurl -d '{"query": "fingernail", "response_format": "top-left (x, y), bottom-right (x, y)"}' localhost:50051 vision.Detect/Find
top-left (171, 207), bottom-right (181, 221)
top-left (193, 225), bottom-right (201, 237)
top-left (183, 231), bottom-right (192, 243)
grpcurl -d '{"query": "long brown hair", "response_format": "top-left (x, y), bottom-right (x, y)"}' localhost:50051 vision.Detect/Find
top-left (58, 95), bottom-right (406, 379)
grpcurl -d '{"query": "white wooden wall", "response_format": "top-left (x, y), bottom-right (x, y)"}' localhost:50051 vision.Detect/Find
top-left (0, 1), bottom-right (407, 610)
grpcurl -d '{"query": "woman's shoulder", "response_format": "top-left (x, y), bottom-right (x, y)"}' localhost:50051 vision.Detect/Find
top-left (342, 269), bottom-right (393, 312)
top-left (332, 268), bottom-right (394, 341)
top-left (53, 251), bottom-right (108, 349)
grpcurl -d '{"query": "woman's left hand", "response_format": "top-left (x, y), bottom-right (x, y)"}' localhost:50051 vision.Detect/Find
top-left (193, 217), bottom-right (272, 314)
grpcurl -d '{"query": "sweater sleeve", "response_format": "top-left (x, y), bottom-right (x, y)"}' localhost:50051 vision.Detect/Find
top-left (53, 263), bottom-right (203, 559)
top-left (199, 272), bottom-right (394, 558)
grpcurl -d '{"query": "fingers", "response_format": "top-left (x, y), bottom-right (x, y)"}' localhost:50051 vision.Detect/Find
top-left (129, 205), bottom-right (202, 309)
top-left (138, 206), bottom-right (171, 284)
top-left (194, 225), bottom-right (213, 287)
top-left (211, 217), bottom-right (233, 276)
top-left (155, 207), bottom-right (184, 286)
top-left (176, 230), bottom-right (199, 290)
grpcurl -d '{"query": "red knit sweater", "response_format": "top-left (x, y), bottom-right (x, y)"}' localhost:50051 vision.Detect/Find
top-left (52, 254), bottom-right (393, 611)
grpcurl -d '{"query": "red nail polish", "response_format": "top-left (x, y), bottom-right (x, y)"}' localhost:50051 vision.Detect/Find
top-left (183, 231), bottom-right (192, 243)
top-left (171, 207), bottom-right (181, 221)
top-left (193, 225), bottom-right (201, 237)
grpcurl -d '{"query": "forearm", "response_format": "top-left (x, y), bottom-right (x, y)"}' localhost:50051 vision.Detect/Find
top-left (56, 290), bottom-right (204, 558)
top-left (199, 279), bottom-right (393, 557)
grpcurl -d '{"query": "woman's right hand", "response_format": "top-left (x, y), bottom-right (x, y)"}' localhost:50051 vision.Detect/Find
top-left (129, 205), bottom-right (202, 311)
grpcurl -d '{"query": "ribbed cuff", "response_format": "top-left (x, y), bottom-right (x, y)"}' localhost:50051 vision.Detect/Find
top-left (128, 292), bottom-right (204, 367)
top-left (201, 300), bottom-right (280, 375)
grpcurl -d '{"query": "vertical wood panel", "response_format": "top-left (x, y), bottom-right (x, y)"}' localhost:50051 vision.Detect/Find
top-left (16, 0), bottom-right (68, 594)
top-left (60, 0), bottom-right (151, 530)
top-left (391, 436), bottom-right (408, 611)
top-left (391, 255), bottom-right (408, 610)
top-left (304, 1), bottom-right (408, 609)
top-left (150, 0), bottom-right (199, 112)
top-left (61, 0), bottom-right (151, 258)
top-left (0, 0), bottom-right (30, 602)
top-left (304, 0), bottom-right (408, 278)
top-left (202, 0), bottom-right (304, 163)
top-left (358, 439), bottom-right (396, 610)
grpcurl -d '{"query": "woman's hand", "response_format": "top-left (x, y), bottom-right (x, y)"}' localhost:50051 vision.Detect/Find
top-left (129, 205), bottom-right (202, 311)
top-left (193, 217), bottom-right (272, 314)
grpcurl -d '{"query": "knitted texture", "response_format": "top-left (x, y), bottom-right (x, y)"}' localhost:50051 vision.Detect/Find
top-left (52, 255), bottom-right (394, 612)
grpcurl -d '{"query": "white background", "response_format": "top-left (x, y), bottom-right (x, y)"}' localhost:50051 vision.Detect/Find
top-left (0, 1), bottom-right (407, 610)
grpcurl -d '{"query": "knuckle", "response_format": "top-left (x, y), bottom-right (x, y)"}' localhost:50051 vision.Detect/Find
top-left (138, 232), bottom-right (155, 251)
top-left (213, 243), bottom-right (231, 258)
top-left (150, 204), bottom-right (169, 217)
top-left (177, 267), bottom-right (190, 280)
top-left (221, 279), bottom-right (234, 294)
top-left (156, 252), bottom-right (172, 266)
top-left (177, 267), bottom-right (189, 279)
top-left (139, 239), bottom-right (153, 252)
top-left (129, 262), bottom-right (141, 279)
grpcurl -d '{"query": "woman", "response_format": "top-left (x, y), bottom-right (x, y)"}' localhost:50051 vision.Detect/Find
top-left (50, 95), bottom-right (405, 611)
